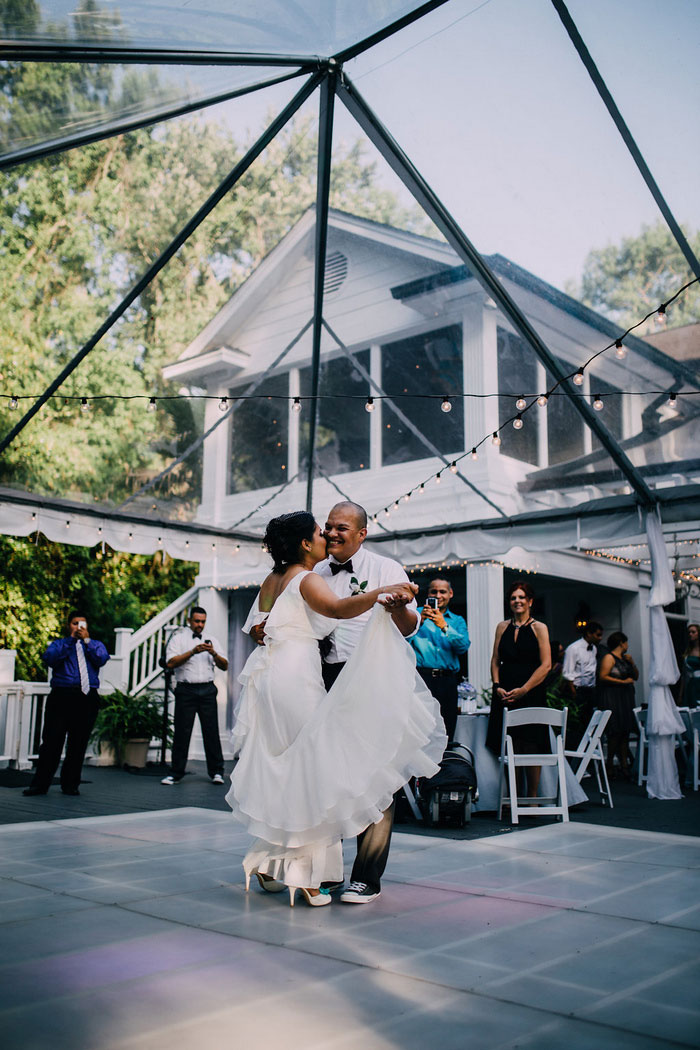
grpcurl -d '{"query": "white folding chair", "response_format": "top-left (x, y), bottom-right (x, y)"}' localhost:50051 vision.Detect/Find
top-left (498, 707), bottom-right (569, 824)
top-left (633, 706), bottom-right (648, 785)
top-left (688, 710), bottom-right (700, 792)
top-left (565, 709), bottom-right (613, 807)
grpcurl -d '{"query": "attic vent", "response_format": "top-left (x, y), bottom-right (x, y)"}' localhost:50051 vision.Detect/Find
top-left (323, 251), bottom-right (348, 297)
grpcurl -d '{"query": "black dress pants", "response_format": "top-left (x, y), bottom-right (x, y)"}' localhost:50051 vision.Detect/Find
top-left (417, 668), bottom-right (459, 742)
top-left (322, 660), bottom-right (395, 893)
top-left (30, 686), bottom-right (100, 792)
top-left (171, 681), bottom-right (224, 778)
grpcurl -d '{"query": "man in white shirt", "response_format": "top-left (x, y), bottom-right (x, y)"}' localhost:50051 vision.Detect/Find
top-left (161, 606), bottom-right (228, 786)
top-left (562, 621), bottom-right (603, 727)
top-left (316, 501), bottom-right (419, 905)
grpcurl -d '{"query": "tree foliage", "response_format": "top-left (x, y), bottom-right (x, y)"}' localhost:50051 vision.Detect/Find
top-left (569, 221), bottom-right (700, 334)
top-left (0, 534), bottom-right (197, 680)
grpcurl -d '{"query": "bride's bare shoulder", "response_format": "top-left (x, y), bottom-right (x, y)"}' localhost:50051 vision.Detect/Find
top-left (260, 567), bottom-right (306, 611)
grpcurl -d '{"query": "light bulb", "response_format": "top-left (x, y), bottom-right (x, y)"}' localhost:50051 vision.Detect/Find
top-left (470, 448), bottom-right (478, 460)
top-left (435, 472), bottom-right (442, 484)
top-left (491, 432), bottom-right (501, 446)
top-left (80, 397), bottom-right (89, 413)
top-left (593, 395), bottom-right (604, 412)
top-left (218, 397), bottom-right (228, 412)
top-left (667, 392), bottom-right (677, 407)
top-left (537, 394), bottom-right (548, 407)
top-left (419, 483), bottom-right (425, 494)
top-left (9, 395), bottom-right (18, 410)
top-left (449, 461), bottom-right (458, 473)
top-left (403, 493), bottom-right (410, 501)
top-left (573, 370), bottom-right (584, 386)
top-left (148, 397), bottom-right (157, 412)
top-left (393, 501), bottom-right (400, 510)
top-left (292, 397), bottom-right (301, 413)
top-left (657, 304), bottom-right (667, 324)
top-left (365, 397), bottom-right (375, 412)
top-left (440, 397), bottom-right (452, 413)
top-left (614, 340), bottom-right (627, 360)
top-left (384, 508), bottom-right (391, 518)
top-left (513, 414), bottom-right (523, 430)
top-left (515, 396), bottom-right (527, 411)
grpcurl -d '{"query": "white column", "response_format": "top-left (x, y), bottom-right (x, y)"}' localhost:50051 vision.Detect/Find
top-left (188, 587), bottom-right (232, 760)
top-left (466, 561), bottom-right (504, 696)
top-left (369, 344), bottom-right (382, 470)
top-left (201, 384), bottom-right (229, 522)
top-left (462, 297), bottom-right (499, 447)
top-left (289, 369), bottom-right (300, 478)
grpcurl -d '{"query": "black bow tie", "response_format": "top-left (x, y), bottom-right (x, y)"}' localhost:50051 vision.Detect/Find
top-left (330, 560), bottom-right (354, 575)
top-left (192, 632), bottom-right (202, 640)
top-left (587, 643), bottom-right (594, 651)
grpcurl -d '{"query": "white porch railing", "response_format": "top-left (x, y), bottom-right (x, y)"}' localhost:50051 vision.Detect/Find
top-left (107, 585), bottom-right (201, 696)
top-left (0, 682), bottom-right (51, 769)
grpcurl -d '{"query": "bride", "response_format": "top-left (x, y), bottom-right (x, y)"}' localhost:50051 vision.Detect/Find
top-left (226, 511), bottom-right (446, 907)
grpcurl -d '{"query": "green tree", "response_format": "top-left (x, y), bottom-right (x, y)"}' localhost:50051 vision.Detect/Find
top-left (0, 533), bottom-right (197, 680)
top-left (569, 221), bottom-right (700, 334)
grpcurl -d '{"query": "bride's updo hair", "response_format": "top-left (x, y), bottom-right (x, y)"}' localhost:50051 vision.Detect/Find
top-left (264, 511), bottom-right (317, 573)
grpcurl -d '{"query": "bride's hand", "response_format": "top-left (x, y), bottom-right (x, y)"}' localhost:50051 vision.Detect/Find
top-left (377, 583), bottom-right (418, 608)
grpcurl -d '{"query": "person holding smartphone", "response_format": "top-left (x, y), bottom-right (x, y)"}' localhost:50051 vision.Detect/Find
top-left (410, 578), bottom-right (470, 742)
top-left (23, 610), bottom-right (110, 797)
top-left (161, 606), bottom-right (227, 785)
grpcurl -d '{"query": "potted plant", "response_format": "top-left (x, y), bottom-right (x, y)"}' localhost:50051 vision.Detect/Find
top-left (91, 689), bottom-right (170, 768)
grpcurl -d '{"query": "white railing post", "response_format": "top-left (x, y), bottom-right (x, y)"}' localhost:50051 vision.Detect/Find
top-left (101, 627), bottom-right (134, 693)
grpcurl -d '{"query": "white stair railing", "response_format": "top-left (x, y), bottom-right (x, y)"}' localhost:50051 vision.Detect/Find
top-left (124, 586), bottom-right (200, 695)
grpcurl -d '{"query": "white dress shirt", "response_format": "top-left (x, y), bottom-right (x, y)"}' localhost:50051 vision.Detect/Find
top-left (167, 626), bottom-right (223, 684)
top-left (562, 637), bottom-right (598, 688)
top-left (314, 545), bottom-right (418, 664)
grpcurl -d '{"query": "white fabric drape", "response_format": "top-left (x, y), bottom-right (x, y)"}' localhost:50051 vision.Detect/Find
top-left (645, 510), bottom-right (684, 800)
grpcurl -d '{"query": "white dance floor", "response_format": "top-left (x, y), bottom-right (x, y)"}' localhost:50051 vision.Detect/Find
top-left (1, 809), bottom-right (699, 1049)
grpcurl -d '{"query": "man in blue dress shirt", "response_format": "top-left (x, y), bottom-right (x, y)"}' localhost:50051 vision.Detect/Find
top-left (410, 579), bottom-right (470, 742)
top-left (24, 610), bottom-right (109, 797)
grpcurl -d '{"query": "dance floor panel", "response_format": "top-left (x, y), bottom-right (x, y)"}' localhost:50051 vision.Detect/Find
top-left (0, 810), bottom-right (698, 1049)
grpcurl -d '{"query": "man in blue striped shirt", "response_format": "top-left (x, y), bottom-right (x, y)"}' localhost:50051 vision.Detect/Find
top-left (410, 579), bottom-right (470, 742)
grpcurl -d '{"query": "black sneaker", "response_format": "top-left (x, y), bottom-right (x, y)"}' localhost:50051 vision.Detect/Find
top-left (160, 775), bottom-right (183, 785)
top-left (340, 881), bottom-right (380, 904)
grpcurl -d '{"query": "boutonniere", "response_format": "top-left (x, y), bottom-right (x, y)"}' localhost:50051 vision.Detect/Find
top-left (350, 576), bottom-right (368, 595)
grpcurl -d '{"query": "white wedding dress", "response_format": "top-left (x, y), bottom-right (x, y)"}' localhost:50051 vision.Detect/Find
top-left (225, 571), bottom-right (447, 888)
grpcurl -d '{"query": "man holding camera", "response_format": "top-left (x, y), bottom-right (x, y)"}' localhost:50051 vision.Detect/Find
top-left (410, 579), bottom-right (470, 742)
top-left (161, 606), bottom-right (227, 785)
top-left (23, 610), bottom-right (110, 797)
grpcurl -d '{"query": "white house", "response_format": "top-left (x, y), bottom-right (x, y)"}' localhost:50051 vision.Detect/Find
top-left (163, 208), bottom-right (699, 721)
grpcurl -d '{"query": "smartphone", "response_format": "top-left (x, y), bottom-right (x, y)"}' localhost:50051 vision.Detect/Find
top-left (77, 621), bottom-right (87, 630)
top-left (426, 597), bottom-right (438, 610)
top-left (204, 639), bottom-right (212, 646)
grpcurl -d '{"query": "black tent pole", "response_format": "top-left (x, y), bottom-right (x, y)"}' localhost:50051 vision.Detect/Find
top-left (551, 0), bottom-right (700, 284)
top-left (305, 67), bottom-right (337, 512)
top-left (0, 70), bottom-right (324, 458)
top-left (336, 74), bottom-right (655, 507)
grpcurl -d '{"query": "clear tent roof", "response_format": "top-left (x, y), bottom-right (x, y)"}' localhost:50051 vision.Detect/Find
top-left (1, 0), bottom-right (699, 547)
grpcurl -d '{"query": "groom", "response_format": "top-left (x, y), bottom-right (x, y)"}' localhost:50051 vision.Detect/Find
top-left (316, 501), bottom-right (419, 904)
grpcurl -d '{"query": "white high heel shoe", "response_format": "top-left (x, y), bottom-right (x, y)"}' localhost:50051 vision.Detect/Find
top-left (244, 870), bottom-right (285, 893)
top-left (289, 886), bottom-right (332, 908)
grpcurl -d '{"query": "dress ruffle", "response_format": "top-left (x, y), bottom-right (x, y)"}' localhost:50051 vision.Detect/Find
top-left (226, 590), bottom-right (446, 856)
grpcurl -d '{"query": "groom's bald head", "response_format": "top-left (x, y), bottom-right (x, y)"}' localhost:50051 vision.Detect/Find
top-left (324, 502), bottom-right (368, 561)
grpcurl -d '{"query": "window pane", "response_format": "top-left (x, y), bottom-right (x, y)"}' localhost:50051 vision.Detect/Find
top-left (228, 373), bottom-right (289, 493)
top-left (381, 325), bottom-right (463, 466)
top-left (496, 327), bottom-right (539, 464)
top-left (299, 350), bottom-right (370, 476)
top-left (547, 362), bottom-right (585, 465)
top-left (590, 376), bottom-right (624, 447)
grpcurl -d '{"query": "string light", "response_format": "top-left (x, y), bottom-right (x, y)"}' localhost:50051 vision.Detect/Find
top-left (365, 397), bottom-right (375, 412)
top-left (147, 397), bottom-right (157, 412)
top-left (537, 394), bottom-right (549, 407)
top-left (419, 483), bottom-right (425, 494)
top-left (614, 340), bottom-right (627, 360)
top-left (657, 304), bottom-right (667, 324)
top-left (668, 392), bottom-right (678, 407)
top-left (573, 369), bottom-right (585, 386)
top-left (9, 395), bottom-right (18, 410)
top-left (65, 520), bottom-right (70, 529)
top-left (593, 394), bottom-right (604, 412)
top-left (218, 397), bottom-right (228, 412)
top-left (435, 471), bottom-right (442, 484)
top-left (515, 396), bottom-right (527, 411)
top-left (384, 507), bottom-right (391, 517)
top-left (441, 397), bottom-right (452, 413)
top-left (292, 397), bottom-right (301, 413)
top-left (471, 448), bottom-right (478, 460)
top-left (449, 461), bottom-right (458, 473)
top-left (491, 432), bottom-right (501, 446)
top-left (80, 398), bottom-right (89, 413)
top-left (393, 500), bottom-right (400, 510)
top-left (403, 492), bottom-right (411, 501)
top-left (513, 414), bottom-right (523, 430)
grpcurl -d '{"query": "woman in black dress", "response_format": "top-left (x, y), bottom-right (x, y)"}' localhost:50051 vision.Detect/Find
top-left (598, 631), bottom-right (638, 779)
top-left (485, 580), bottom-right (552, 798)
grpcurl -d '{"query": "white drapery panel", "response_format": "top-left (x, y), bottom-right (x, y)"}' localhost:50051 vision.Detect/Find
top-left (645, 510), bottom-right (684, 801)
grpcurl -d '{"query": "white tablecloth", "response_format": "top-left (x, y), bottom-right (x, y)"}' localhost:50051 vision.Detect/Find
top-left (453, 710), bottom-right (588, 813)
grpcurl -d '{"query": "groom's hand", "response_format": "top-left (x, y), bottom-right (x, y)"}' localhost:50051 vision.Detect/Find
top-left (379, 583), bottom-right (418, 608)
